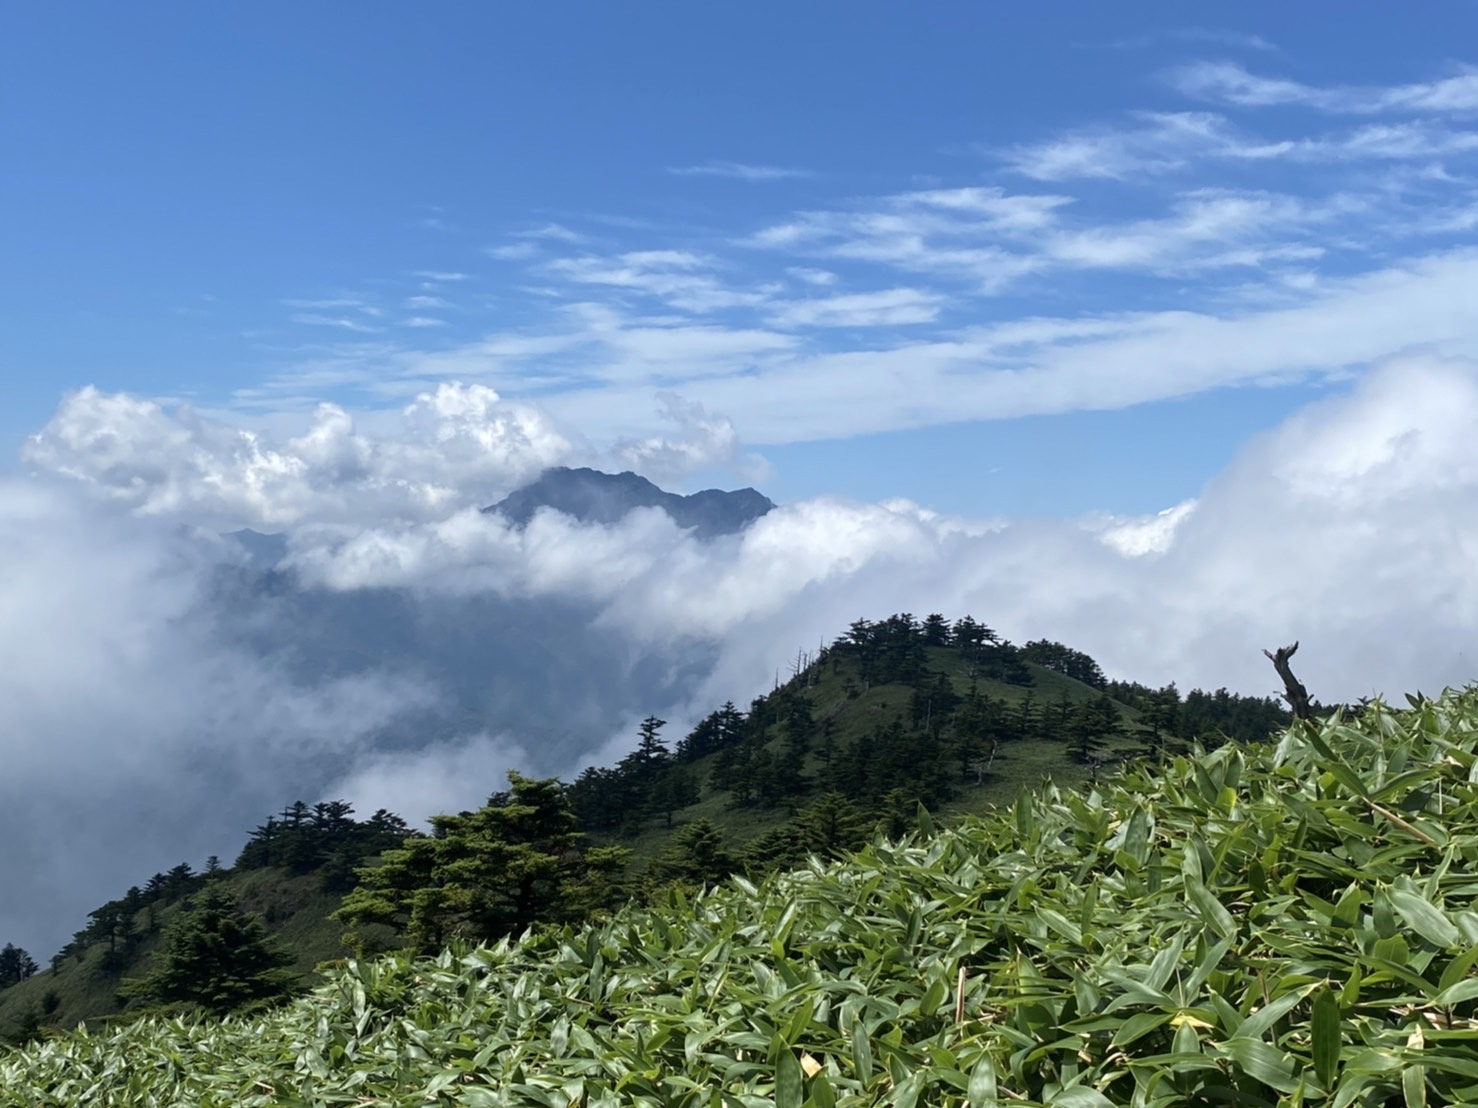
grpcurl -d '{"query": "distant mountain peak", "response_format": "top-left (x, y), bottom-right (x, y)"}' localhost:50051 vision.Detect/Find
top-left (483, 466), bottom-right (774, 539)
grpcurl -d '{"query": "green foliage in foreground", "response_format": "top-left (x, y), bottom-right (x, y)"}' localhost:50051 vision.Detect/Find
top-left (7, 690), bottom-right (1478, 1106)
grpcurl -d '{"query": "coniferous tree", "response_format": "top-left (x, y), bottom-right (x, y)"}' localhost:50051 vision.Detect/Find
top-left (334, 773), bottom-right (629, 955)
top-left (120, 883), bottom-right (296, 1015)
top-left (921, 613), bottom-right (952, 647)
top-left (816, 717), bottom-right (839, 771)
top-left (648, 765), bottom-right (699, 827)
top-left (0, 943), bottom-right (38, 989)
top-left (1020, 640), bottom-right (1108, 689)
top-left (1068, 694), bottom-right (1124, 763)
top-left (1013, 690), bottom-right (1041, 741)
top-left (675, 701), bottom-right (745, 762)
top-left (791, 792), bottom-right (869, 859)
top-left (649, 819), bottom-right (737, 888)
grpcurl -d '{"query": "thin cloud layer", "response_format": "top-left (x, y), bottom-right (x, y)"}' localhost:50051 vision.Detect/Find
top-left (244, 47), bottom-right (1478, 454)
top-left (1171, 60), bottom-right (1478, 114)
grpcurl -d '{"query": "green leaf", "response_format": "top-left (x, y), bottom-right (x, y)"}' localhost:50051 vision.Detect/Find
top-left (775, 1050), bottom-right (803, 1108)
top-left (1235, 985), bottom-right (1309, 1042)
top-left (917, 803), bottom-right (935, 837)
top-left (1112, 1011), bottom-right (1170, 1047)
top-left (1222, 1037), bottom-right (1301, 1094)
top-left (1311, 986), bottom-right (1341, 1089)
top-left (1124, 805), bottom-right (1150, 866)
top-left (1049, 1088), bottom-right (1115, 1107)
top-left (1433, 978), bottom-right (1478, 1006)
top-left (850, 1021), bottom-right (873, 1084)
top-left (967, 1054), bottom-right (999, 1108)
top-left (1402, 1065), bottom-right (1427, 1108)
top-left (1184, 874), bottom-right (1236, 939)
top-left (1389, 885), bottom-right (1460, 948)
top-left (1437, 942), bottom-right (1478, 993)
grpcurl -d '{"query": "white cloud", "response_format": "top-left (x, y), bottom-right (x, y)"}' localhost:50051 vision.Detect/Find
top-left (0, 481), bottom-right (436, 959)
top-left (611, 392), bottom-right (771, 487)
top-left (1088, 499), bottom-right (1198, 556)
top-left (487, 242), bottom-right (540, 261)
top-left (669, 161), bottom-right (814, 181)
top-left (277, 355), bottom-right (1478, 717)
top-left (325, 733), bottom-right (533, 824)
top-left (289, 313), bottom-right (383, 333)
top-left (1003, 112), bottom-right (1249, 180)
top-left (536, 247), bottom-right (1478, 445)
top-left (283, 298), bottom-right (382, 315)
top-left (12, 355), bottom-right (1478, 961)
top-left (767, 287), bottom-right (944, 328)
top-left (746, 181), bottom-right (1326, 291)
top-left (405, 295), bottom-right (450, 310)
top-left (1172, 60), bottom-right (1478, 114)
top-left (521, 223), bottom-right (585, 243)
top-left (1010, 101), bottom-right (1478, 179)
top-left (23, 383), bottom-right (573, 529)
top-left (786, 266), bottom-right (839, 286)
top-left (546, 250), bottom-right (775, 313)
top-left (401, 316), bottom-right (447, 328)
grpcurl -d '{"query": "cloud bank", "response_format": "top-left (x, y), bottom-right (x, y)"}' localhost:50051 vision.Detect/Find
top-left (8, 355), bottom-right (1478, 959)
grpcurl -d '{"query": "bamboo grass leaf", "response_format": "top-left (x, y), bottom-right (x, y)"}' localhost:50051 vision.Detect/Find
top-left (1310, 986), bottom-right (1341, 1089)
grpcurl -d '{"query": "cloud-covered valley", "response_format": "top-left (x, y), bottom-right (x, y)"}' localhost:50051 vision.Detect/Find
top-left (6, 357), bottom-right (1478, 958)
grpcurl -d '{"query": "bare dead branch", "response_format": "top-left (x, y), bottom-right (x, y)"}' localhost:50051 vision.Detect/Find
top-left (1263, 641), bottom-right (1314, 721)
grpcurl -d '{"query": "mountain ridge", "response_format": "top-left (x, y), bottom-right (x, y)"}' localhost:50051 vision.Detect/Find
top-left (482, 466), bottom-right (775, 538)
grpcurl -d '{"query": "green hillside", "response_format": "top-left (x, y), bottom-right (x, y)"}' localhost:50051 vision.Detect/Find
top-left (0, 868), bottom-right (379, 1042)
top-left (4, 686), bottom-right (1477, 1105)
top-left (0, 615), bottom-right (1287, 1042)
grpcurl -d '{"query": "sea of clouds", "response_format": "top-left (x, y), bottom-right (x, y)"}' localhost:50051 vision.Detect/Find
top-left (5, 356), bottom-right (1478, 957)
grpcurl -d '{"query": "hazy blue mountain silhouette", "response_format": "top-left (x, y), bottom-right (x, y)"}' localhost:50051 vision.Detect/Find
top-left (484, 467), bottom-right (774, 539)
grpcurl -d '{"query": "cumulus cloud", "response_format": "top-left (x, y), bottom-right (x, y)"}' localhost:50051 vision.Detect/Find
top-left (275, 353), bottom-right (1478, 701)
top-left (22, 382), bottom-right (574, 529)
top-left (1087, 500), bottom-right (1199, 556)
top-left (611, 392), bottom-right (772, 488)
top-left (279, 353), bottom-right (1478, 719)
top-left (11, 355), bottom-right (1478, 962)
top-left (325, 733), bottom-right (536, 825)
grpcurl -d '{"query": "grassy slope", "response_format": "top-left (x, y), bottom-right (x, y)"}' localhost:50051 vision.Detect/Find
top-left (5, 690), bottom-right (1477, 1105)
top-left (0, 646), bottom-right (1138, 1039)
top-left (0, 870), bottom-right (365, 1040)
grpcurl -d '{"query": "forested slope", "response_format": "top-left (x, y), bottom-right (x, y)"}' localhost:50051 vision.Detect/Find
top-left (0, 614), bottom-right (1288, 1041)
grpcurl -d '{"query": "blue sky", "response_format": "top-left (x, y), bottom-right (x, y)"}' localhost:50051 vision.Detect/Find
top-left (7, 3), bottom-right (1478, 515)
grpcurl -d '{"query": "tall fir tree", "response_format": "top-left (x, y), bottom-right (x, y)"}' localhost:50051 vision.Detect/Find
top-left (120, 882), bottom-right (296, 1014)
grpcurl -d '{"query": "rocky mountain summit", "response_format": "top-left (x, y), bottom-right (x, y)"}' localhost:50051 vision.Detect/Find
top-left (483, 467), bottom-right (774, 539)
